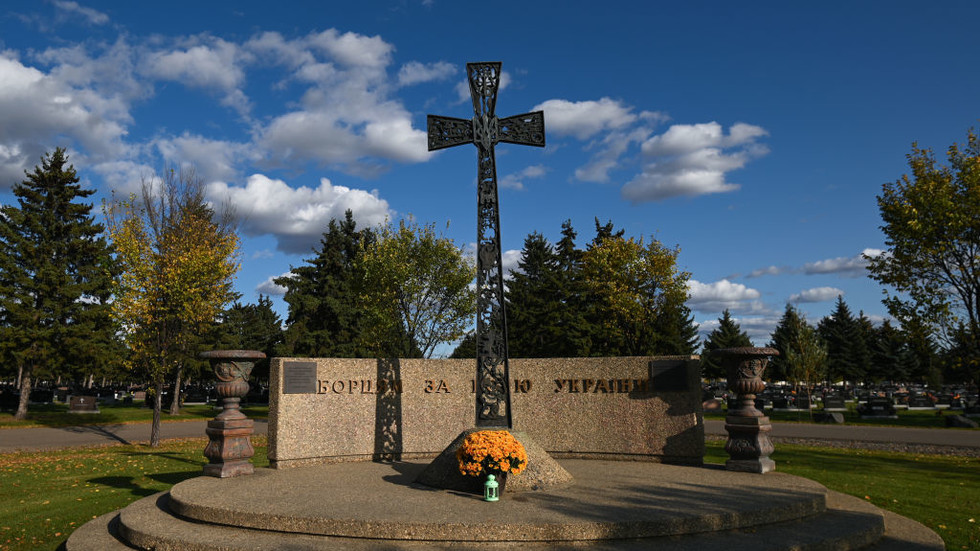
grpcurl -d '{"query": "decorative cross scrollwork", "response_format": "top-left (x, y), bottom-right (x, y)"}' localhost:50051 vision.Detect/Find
top-left (427, 62), bottom-right (545, 428)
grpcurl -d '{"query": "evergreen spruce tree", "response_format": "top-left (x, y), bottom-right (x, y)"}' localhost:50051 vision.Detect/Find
top-left (276, 211), bottom-right (374, 357)
top-left (768, 304), bottom-right (804, 382)
top-left (700, 310), bottom-right (753, 379)
top-left (649, 303), bottom-right (699, 355)
top-left (505, 232), bottom-right (563, 357)
top-left (870, 320), bottom-right (910, 382)
top-left (817, 296), bottom-right (868, 386)
top-left (216, 295), bottom-right (284, 379)
top-left (552, 220), bottom-right (592, 356)
top-left (855, 312), bottom-right (877, 384)
top-left (449, 331), bottom-right (476, 358)
top-left (902, 317), bottom-right (939, 385)
top-left (0, 149), bottom-right (116, 419)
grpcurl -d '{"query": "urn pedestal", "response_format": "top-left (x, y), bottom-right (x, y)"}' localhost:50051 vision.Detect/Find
top-left (711, 347), bottom-right (778, 474)
top-left (200, 350), bottom-right (266, 478)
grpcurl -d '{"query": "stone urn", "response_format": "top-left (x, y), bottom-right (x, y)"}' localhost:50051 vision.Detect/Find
top-left (710, 347), bottom-right (778, 474)
top-left (200, 350), bottom-right (266, 478)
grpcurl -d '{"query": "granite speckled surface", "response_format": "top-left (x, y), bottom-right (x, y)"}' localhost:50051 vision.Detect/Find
top-left (269, 356), bottom-right (704, 468)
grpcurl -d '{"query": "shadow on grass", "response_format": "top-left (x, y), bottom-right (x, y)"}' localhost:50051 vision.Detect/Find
top-left (89, 470), bottom-right (203, 499)
top-left (60, 424), bottom-right (132, 445)
top-left (122, 448), bottom-right (207, 467)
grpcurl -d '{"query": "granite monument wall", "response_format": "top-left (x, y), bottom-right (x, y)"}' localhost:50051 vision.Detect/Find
top-left (268, 356), bottom-right (703, 468)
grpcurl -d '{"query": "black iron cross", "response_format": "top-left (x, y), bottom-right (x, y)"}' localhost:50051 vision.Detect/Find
top-left (428, 62), bottom-right (545, 428)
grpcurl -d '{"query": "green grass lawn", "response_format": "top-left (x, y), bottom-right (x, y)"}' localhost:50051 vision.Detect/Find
top-left (0, 436), bottom-right (270, 550)
top-left (0, 403), bottom-right (269, 429)
top-left (0, 437), bottom-right (975, 551)
top-left (705, 440), bottom-right (979, 550)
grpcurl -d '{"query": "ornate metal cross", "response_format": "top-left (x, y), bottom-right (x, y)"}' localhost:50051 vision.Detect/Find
top-left (427, 62), bottom-right (545, 428)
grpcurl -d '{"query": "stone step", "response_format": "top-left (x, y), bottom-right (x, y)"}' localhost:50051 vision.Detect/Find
top-left (67, 490), bottom-right (944, 551)
top-left (65, 460), bottom-right (944, 551)
top-left (164, 461), bottom-right (828, 541)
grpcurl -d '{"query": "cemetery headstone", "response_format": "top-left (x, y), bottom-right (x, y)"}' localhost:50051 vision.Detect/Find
top-left (907, 394), bottom-right (934, 409)
top-left (822, 395), bottom-right (847, 411)
top-left (772, 396), bottom-right (791, 409)
top-left (859, 396), bottom-right (897, 419)
top-left (69, 395), bottom-right (100, 414)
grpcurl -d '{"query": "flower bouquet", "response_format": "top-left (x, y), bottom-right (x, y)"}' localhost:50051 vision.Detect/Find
top-left (456, 430), bottom-right (528, 478)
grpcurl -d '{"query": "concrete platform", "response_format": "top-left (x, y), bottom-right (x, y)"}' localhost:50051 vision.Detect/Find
top-left (66, 459), bottom-right (944, 550)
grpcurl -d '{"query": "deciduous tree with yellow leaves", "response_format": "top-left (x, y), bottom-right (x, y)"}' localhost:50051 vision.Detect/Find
top-left (866, 129), bottom-right (980, 385)
top-left (580, 233), bottom-right (690, 356)
top-left (105, 167), bottom-right (239, 446)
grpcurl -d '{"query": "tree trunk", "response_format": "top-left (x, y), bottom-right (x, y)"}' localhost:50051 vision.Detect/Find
top-left (16, 363), bottom-right (23, 391)
top-left (14, 366), bottom-right (32, 421)
top-left (169, 367), bottom-right (183, 415)
top-left (150, 377), bottom-right (163, 447)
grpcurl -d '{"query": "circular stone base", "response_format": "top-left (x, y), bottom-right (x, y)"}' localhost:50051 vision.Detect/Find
top-left (168, 460), bottom-right (826, 543)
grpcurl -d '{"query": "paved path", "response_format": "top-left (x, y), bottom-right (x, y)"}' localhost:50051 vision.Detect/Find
top-left (1, 418), bottom-right (976, 453)
top-left (703, 419), bottom-right (980, 449)
top-left (0, 419), bottom-right (269, 453)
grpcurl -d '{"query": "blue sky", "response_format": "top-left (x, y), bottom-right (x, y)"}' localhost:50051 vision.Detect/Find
top-left (1, 0), bottom-right (977, 349)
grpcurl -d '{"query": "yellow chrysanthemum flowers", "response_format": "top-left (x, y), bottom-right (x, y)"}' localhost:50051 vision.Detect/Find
top-left (456, 430), bottom-right (528, 477)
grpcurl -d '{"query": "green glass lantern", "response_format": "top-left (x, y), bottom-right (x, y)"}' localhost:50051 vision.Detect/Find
top-left (484, 473), bottom-right (500, 502)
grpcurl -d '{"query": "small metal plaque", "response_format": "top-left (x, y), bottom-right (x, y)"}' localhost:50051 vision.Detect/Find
top-left (650, 360), bottom-right (690, 392)
top-left (283, 361), bottom-right (317, 394)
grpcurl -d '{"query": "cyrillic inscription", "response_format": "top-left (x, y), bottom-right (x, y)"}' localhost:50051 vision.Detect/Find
top-left (553, 378), bottom-right (650, 393)
top-left (316, 379), bottom-right (403, 394)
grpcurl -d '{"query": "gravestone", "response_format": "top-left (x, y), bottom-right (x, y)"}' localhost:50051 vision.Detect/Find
top-left (859, 397), bottom-right (897, 419)
top-left (907, 395), bottom-right (934, 409)
top-left (69, 395), bottom-right (99, 414)
top-left (794, 396), bottom-right (812, 410)
top-left (822, 395), bottom-right (847, 411)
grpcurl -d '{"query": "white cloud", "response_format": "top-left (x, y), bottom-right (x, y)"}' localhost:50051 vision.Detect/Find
top-left (92, 160), bottom-right (156, 196)
top-left (0, 54), bottom-right (130, 189)
top-left (143, 38), bottom-right (251, 115)
top-left (687, 279), bottom-right (762, 313)
top-left (246, 30), bottom-right (432, 172)
top-left (622, 122), bottom-right (769, 203)
top-left (307, 29), bottom-right (392, 68)
top-left (789, 287), bottom-right (844, 303)
top-left (154, 134), bottom-right (254, 183)
top-left (803, 249), bottom-right (881, 277)
top-left (501, 249), bottom-right (522, 278)
top-left (499, 164), bottom-right (547, 190)
top-left (256, 272), bottom-right (293, 296)
top-left (574, 127), bottom-right (649, 183)
top-left (53, 1), bottom-right (109, 25)
top-left (745, 265), bottom-right (788, 278)
top-left (533, 97), bottom-right (638, 140)
top-left (207, 174), bottom-right (393, 254)
top-left (397, 61), bottom-right (455, 86)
